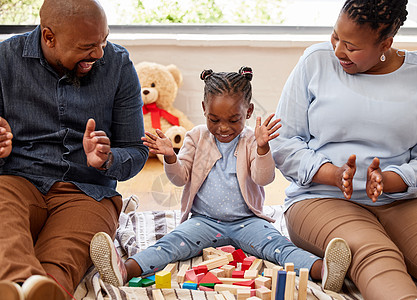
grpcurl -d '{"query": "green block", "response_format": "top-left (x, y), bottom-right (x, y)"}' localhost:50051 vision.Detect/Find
top-left (140, 278), bottom-right (155, 287)
top-left (128, 277), bottom-right (142, 287)
top-left (199, 283), bottom-right (216, 288)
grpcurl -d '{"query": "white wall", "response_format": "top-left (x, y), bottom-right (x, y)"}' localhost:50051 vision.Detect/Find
top-left (112, 32), bottom-right (417, 127)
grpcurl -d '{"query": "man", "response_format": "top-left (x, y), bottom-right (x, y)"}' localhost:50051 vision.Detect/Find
top-left (0, 0), bottom-right (148, 299)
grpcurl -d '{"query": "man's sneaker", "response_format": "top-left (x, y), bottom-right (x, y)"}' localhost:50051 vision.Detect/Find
top-left (0, 281), bottom-right (24, 300)
top-left (90, 232), bottom-right (127, 287)
top-left (322, 237), bottom-right (351, 292)
top-left (22, 275), bottom-right (66, 300)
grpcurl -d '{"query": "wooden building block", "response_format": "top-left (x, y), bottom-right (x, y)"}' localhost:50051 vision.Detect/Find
top-left (198, 255), bottom-right (229, 270)
top-left (210, 268), bottom-right (225, 278)
top-left (276, 270), bottom-right (287, 300)
top-left (284, 271), bottom-right (295, 300)
top-left (298, 268), bottom-right (309, 300)
top-left (233, 279), bottom-right (255, 289)
top-left (218, 277), bottom-right (252, 284)
top-left (244, 269), bottom-right (258, 279)
top-left (162, 263), bottom-right (177, 276)
top-left (214, 295), bottom-right (226, 300)
top-left (185, 269), bottom-right (197, 283)
top-left (176, 264), bottom-right (189, 284)
top-left (237, 289), bottom-right (251, 300)
top-left (232, 270), bottom-right (245, 278)
top-left (199, 285), bottom-right (214, 292)
top-left (152, 289), bottom-right (165, 300)
top-left (255, 276), bottom-right (271, 289)
top-left (214, 284), bottom-right (251, 295)
top-left (193, 265), bottom-right (208, 274)
top-left (247, 297), bottom-right (262, 300)
top-left (182, 281), bottom-right (198, 290)
top-left (220, 291), bottom-right (235, 300)
top-left (249, 259), bottom-right (263, 272)
top-left (285, 263), bottom-right (294, 272)
top-left (256, 286), bottom-right (272, 300)
top-left (232, 249), bottom-right (247, 262)
top-left (262, 268), bottom-right (274, 278)
top-left (199, 272), bottom-right (223, 284)
top-left (203, 247), bottom-right (216, 260)
top-left (221, 265), bottom-right (235, 278)
top-left (271, 266), bottom-right (283, 299)
top-left (128, 277), bottom-right (142, 287)
top-left (155, 270), bottom-right (171, 289)
top-left (241, 260), bottom-right (252, 271)
top-left (263, 260), bottom-right (280, 269)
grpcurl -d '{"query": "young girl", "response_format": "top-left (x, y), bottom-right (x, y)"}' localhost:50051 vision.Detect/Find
top-left (90, 67), bottom-right (351, 292)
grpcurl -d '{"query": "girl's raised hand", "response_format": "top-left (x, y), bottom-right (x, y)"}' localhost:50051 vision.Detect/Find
top-left (255, 113), bottom-right (282, 155)
top-left (141, 129), bottom-right (175, 157)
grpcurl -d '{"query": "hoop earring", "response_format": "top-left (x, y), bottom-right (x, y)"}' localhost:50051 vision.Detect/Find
top-left (380, 53), bottom-right (386, 62)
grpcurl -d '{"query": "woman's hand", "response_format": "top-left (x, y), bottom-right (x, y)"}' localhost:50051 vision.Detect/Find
top-left (335, 154), bottom-right (357, 199)
top-left (255, 113), bottom-right (282, 155)
top-left (366, 157), bottom-right (383, 202)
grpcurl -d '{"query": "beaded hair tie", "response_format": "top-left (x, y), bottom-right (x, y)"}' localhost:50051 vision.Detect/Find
top-left (200, 69), bottom-right (214, 80)
top-left (239, 66), bottom-right (253, 81)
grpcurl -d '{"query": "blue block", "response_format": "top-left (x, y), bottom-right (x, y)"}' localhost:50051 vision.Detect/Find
top-left (182, 282), bottom-right (198, 290)
top-left (146, 275), bottom-right (156, 281)
top-left (275, 270), bottom-right (287, 300)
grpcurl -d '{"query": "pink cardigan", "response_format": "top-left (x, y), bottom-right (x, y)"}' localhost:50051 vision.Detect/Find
top-left (164, 125), bottom-right (276, 223)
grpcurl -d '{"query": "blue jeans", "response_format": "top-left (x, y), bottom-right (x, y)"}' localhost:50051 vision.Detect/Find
top-left (131, 215), bottom-right (320, 276)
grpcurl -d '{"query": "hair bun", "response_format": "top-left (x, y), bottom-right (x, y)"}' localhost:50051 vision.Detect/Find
top-left (239, 66), bottom-right (253, 81)
top-left (200, 69), bottom-right (214, 80)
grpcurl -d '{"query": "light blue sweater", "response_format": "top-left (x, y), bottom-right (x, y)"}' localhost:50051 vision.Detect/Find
top-left (271, 42), bottom-right (417, 210)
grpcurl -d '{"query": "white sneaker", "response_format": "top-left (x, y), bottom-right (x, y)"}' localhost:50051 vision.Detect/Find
top-left (322, 237), bottom-right (351, 292)
top-left (0, 281), bottom-right (24, 300)
top-left (22, 275), bottom-right (67, 300)
top-left (90, 232), bottom-right (127, 287)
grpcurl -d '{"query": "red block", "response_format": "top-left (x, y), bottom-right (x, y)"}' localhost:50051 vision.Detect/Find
top-left (199, 272), bottom-right (223, 284)
top-left (241, 261), bottom-right (252, 271)
top-left (232, 249), bottom-right (246, 263)
top-left (232, 270), bottom-right (245, 278)
top-left (233, 279), bottom-right (255, 289)
top-left (193, 265), bottom-right (208, 275)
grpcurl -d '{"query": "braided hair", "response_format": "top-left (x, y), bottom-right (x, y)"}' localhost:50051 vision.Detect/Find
top-left (200, 67), bottom-right (253, 105)
top-left (341, 0), bottom-right (408, 41)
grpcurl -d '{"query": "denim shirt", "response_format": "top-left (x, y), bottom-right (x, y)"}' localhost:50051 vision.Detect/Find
top-left (0, 26), bottom-right (149, 200)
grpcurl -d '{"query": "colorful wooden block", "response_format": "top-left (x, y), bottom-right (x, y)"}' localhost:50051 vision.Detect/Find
top-left (155, 270), bottom-right (171, 289)
top-left (182, 281), bottom-right (198, 290)
top-left (128, 277), bottom-right (142, 287)
top-left (199, 271), bottom-right (223, 284)
top-left (185, 269), bottom-right (198, 283)
top-left (276, 270), bottom-right (287, 300)
top-left (199, 285), bottom-right (215, 292)
top-left (193, 265), bottom-right (208, 274)
top-left (138, 277), bottom-right (154, 287)
top-left (232, 270), bottom-right (245, 278)
top-left (233, 279), bottom-right (255, 289)
top-left (232, 249), bottom-right (246, 263)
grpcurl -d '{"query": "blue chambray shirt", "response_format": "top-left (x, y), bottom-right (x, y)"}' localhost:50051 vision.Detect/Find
top-left (0, 26), bottom-right (149, 201)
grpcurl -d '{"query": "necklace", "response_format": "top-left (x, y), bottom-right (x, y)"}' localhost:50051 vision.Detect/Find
top-left (396, 49), bottom-right (406, 57)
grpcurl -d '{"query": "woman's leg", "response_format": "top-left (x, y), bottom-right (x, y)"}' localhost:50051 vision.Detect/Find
top-left (371, 199), bottom-right (417, 278)
top-left (285, 198), bottom-right (417, 300)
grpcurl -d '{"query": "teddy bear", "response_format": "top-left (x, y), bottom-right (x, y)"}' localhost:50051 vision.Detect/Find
top-left (135, 61), bottom-right (194, 162)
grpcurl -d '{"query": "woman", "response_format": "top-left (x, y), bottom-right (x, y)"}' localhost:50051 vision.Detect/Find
top-left (271, 1), bottom-right (417, 299)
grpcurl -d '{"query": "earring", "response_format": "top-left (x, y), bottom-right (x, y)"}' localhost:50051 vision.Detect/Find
top-left (380, 53), bottom-right (386, 62)
top-left (246, 114), bottom-right (251, 119)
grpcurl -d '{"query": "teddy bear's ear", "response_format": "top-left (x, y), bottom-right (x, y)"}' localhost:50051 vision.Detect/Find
top-left (166, 64), bottom-right (183, 88)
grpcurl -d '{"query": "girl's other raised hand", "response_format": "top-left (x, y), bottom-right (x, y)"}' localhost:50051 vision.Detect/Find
top-left (141, 129), bottom-right (175, 157)
top-left (255, 113), bottom-right (282, 155)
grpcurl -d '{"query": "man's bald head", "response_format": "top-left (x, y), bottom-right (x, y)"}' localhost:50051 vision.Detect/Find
top-left (40, 0), bottom-right (106, 30)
